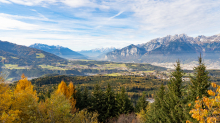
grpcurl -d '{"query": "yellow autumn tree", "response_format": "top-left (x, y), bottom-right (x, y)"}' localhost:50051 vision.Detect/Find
top-left (12, 74), bottom-right (39, 122)
top-left (0, 75), bottom-right (20, 123)
top-left (68, 82), bottom-right (77, 113)
top-left (38, 92), bottom-right (72, 123)
top-left (56, 81), bottom-right (77, 113)
top-left (72, 109), bottom-right (99, 123)
top-left (136, 104), bottom-right (151, 123)
top-left (188, 82), bottom-right (220, 123)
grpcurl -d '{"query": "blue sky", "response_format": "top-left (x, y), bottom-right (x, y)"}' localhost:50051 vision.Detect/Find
top-left (0, 0), bottom-right (220, 51)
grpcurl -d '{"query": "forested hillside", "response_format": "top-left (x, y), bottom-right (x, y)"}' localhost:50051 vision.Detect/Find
top-left (0, 40), bottom-right (66, 66)
top-left (30, 75), bottom-right (167, 100)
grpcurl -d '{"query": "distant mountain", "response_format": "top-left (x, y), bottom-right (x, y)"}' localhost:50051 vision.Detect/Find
top-left (78, 47), bottom-right (116, 59)
top-left (0, 40), bottom-right (66, 65)
top-left (104, 44), bottom-right (146, 61)
top-left (104, 34), bottom-right (220, 63)
top-left (29, 43), bottom-right (87, 59)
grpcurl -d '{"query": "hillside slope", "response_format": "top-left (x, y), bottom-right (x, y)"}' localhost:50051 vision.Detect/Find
top-left (0, 40), bottom-right (66, 65)
top-left (30, 43), bottom-right (87, 59)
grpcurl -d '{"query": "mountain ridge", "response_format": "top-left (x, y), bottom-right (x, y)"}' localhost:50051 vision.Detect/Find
top-left (0, 40), bottom-right (66, 65)
top-left (78, 47), bottom-right (116, 59)
top-left (104, 34), bottom-right (220, 63)
top-left (29, 43), bottom-right (87, 59)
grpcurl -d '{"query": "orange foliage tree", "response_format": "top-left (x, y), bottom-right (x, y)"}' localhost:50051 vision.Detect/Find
top-left (56, 81), bottom-right (77, 113)
top-left (187, 82), bottom-right (220, 123)
top-left (0, 74), bottom-right (20, 123)
top-left (12, 74), bottom-right (39, 122)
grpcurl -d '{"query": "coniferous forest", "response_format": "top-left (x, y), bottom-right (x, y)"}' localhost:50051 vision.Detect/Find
top-left (1, 56), bottom-right (220, 123)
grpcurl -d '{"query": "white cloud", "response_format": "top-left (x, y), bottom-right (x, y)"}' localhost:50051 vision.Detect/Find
top-left (59, 0), bottom-right (91, 7)
top-left (127, 0), bottom-right (220, 34)
top-left (0, 0), bottom-right (10, 3)
top-left (0, 0), bottom-right (220, 50)
top-left (0, 13), bottom-right (49, 21)
top-left (0, 0), bottom-right (105, 8)
top-left (0, 31), bottom-right (139, 51)
top-left (8, 0), bottom-right (44, 6)
top-left (0, 15), bottom-right (39, 30)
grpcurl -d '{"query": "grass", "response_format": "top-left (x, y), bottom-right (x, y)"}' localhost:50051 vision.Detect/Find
top-left (185, 73), bottom-right (194, 77)
top-left (142, 71), bottom-right (154, 73)
top-left (4, 64), bottom-right (28, 69)
top-left (39, 65), bottom-right (68, 70)
top-left (6, 78), bottom-right (13, 81)
top-left (0, 56), bottom-right (6, 60)
top-left (131, 64), bottom-right (137, 67)
top-left (36, 53), bottom-right (45, 58)
top-left (10, 56), bottom-right (19, 59)
top-left (100, 63), bottom-right (127, 69)
top-left (104, 73), bottom-right (122, 76)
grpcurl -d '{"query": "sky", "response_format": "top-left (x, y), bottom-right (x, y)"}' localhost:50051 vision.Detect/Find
top-left (0, 0), bottom-right (220, 51)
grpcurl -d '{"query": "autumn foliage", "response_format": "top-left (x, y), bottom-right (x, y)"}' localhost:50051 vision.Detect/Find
top-left (56, 81), bottom-right (77, 113)
top-left (187, 82), bottom-right (220, 123)
top-left (0, 74), bottom-right (99, 122)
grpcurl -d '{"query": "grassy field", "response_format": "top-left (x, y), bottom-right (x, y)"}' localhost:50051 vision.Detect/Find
top-left (36, 53), bottom-right (45, 58)
top-left (39, 65), bottom-right (68, 70)
top-left (4, 64), bottom-right (28, 69)
top-left (0, 56), bottom-right (6, 60)
top-left (104, 73), bottom-right (122, 76)
top-left (10, 56), bottom-right (19, 59)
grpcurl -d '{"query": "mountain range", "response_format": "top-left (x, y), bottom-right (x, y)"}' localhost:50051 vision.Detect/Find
top-left (0, 41), bottom-right (66, 66)
top-left (104, 34), bottom-right (220, 63)
top-left (78, 47), bottom-right (116, 59)
top-left (29, 43), bottom-right (87, 59)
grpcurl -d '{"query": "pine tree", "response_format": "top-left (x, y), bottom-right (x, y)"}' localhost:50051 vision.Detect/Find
top-left (189, 54), bottom-right (211, 100)
top-left (104, 83), bottom-right (117, 121)
top-left (82, 87), bottom-right (90, 109)
top-left (90, 84), bottom-right (106, 122)
top-left (165, 60), bottom-right (185, 123)
top-left (116, 87), bottom-right (134, 115)
top-left (147, 83), bottom-right (170, 123)
top-left (75, 85), bottom-right (83, 110)
top-left (135, 92), bottom-right (148, 113)
top-left (148, 61), bottom-right (186, 123)
top-left (184, 55), bottom-right (211, 122)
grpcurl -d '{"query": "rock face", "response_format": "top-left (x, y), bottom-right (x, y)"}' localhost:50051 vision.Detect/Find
top-left (105, 44), bottom-right (146, 61)
top-left (30, 43), bottom-right (87, 59)
top-left (104, 34), bottom-right (220, 63)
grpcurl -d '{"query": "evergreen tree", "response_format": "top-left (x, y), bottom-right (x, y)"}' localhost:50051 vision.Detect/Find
top-left (165, 60), bottom-right (185, 123)
top-left (147, 83), bottom-right (170, 123)
top-left (135, 92), bottom-right (148, 113)
top-left (75, 85), bottom-right (83, 110)
top-left (184, 55), bottom-right (211, 122)
top-left (189, 55), bottom-right (211, 100)
top-left (116, 87), bottom-right (134, 115)
top-left (82, 87), bottom-right (90, 109)
top-left (90, 84), bottom-right (106, 122)
top-left (104, 83), bottom-right (117, 121)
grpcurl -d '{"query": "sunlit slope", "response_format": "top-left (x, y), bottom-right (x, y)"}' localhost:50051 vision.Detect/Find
top-left (0, 40), bottom-right (66, 65)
